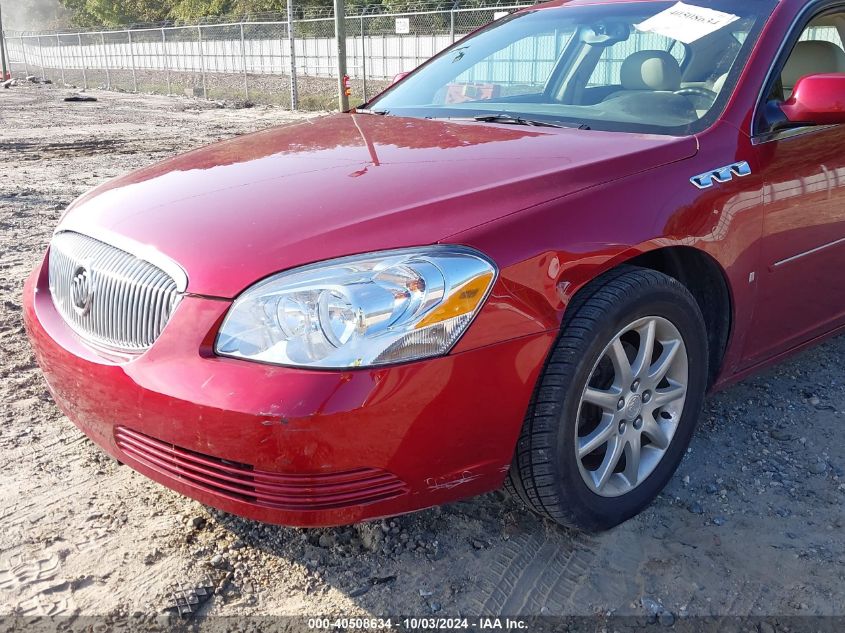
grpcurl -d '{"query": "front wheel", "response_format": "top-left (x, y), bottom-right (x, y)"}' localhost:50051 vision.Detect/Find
top-left (506, 266), bottom-right (708, 531)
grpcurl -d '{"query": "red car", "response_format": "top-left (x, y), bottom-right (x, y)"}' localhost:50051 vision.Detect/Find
top-left (23, 0), bottom-right (845, 530)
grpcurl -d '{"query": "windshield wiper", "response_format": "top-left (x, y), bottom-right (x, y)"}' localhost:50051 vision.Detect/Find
top-left (355, 108), bottom-right (389, 115)
top-left (471, 114), bottom-right (592, 130)
top-left (472, 113), bottom-right (565, 128)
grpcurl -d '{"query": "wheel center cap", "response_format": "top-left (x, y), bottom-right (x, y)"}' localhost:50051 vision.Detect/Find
top-left (625, 394), bottom-right (643, 420)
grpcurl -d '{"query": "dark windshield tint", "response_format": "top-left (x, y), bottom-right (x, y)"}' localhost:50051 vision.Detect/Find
top-left (368, 0), bottom-right (776, 135)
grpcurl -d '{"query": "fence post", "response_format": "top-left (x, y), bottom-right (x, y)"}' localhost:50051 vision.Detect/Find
top-left (197, 25), bottom-right (207, 99)
top-left (21, 36), bottom-right (29, 76)
top-left (37, 34), bottom-right (46, 81)
top-left (239, 23), bottom-right (248, 101)
top-left (286, 0), bottom-right (298, 110)
top-left (0, 37), bottom-right (7, 82)
top-left (414, 17), bottom-right (420, 68)
top-left (101, 32), bottom-right (111, 90)
top-left (56, 34), bottom-right (65, 86)
top-left (360, 15), bottom-right (367, 102)
top-left (450, 10), bottom-right (456, 44)
top-left (162, 28), bottom-right (170, 95)
top-left (78, 33), bottom-right (88, 89)
top-left (334, 0), bottom-right (349, 111)
top-left (127, 30), bottom-right (137, 92)
top-left (0, 4), bottom-right (8, 80)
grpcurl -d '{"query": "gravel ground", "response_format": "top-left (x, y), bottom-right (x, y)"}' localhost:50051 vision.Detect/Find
top-left (13, 63), bottom-right (391, 110)
top-left (1, 82), bottom-right (844, 628)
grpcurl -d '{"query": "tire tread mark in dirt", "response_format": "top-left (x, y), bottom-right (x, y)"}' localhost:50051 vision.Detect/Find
top-left (509, 536), bottom-right (569, 613)
top-left (467, 528), bottom-right (597, 616)
top-left (539, 542), bottom-right (593, 613)
top-left (509, 530), bottom-right (595, 614)
top-left (0, 139), bottom-right (124, 157)
top-left (477, 532), bottom-right (543, 614)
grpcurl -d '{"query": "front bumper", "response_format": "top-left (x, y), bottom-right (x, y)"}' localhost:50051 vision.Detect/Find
top-left (23, 256), bottom-right (553, 527)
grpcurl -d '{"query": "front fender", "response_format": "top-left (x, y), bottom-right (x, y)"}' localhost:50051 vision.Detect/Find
top-left (447, 123), bottom-right (763, 367)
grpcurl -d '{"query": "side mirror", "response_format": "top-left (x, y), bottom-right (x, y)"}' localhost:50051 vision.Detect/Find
top-left (391, 71), bottom-right (410, 86)
top-left (780, 73), bottom-right (845, 126)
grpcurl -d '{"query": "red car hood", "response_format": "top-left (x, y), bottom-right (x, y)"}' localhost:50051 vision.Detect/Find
top-left (59, 113), bottom-right (697, 298)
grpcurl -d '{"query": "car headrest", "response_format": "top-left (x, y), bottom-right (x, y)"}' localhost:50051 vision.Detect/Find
top-left (620, 50), bottom-right (682, 91)
top-left (782, 40), bottom-right (845, 92)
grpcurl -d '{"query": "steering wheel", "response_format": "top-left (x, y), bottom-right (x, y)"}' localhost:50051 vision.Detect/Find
top-left (673, 87), bottom-right (718, 112)
top-left (674, 87), bottom-right (718, 100)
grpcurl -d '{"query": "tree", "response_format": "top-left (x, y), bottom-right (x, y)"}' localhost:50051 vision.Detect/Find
top-left (57, 0), bottom-right (485, 26)
top-left (59, 0), bottom-right (334, 23)
top-left (59, 0), bottom-right (173, 26)
top-left (169, 0), bottom-right (234, 21)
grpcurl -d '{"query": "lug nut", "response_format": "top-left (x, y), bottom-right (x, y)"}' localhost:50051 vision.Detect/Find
top-left (618, 420), bottom-right (626, 434)
top-left (631, 379), bottom-right (640, 391)
top-left (643, 391), bottom-right (651, 403)
top-left (617, 397), bottom-right (625, 410)
top-left (633, 416), bottom-right (643, 430)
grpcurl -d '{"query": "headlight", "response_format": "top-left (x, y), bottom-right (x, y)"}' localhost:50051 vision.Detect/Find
top-left (215, 246), bottom-right (497, 368)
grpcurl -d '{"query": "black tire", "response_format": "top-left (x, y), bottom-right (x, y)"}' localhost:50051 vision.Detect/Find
top-left (505, 265), bottom-right (709, 531)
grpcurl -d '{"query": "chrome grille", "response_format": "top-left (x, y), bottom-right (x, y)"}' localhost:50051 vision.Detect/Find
top-left (48, 231), bottom-right (181, 353)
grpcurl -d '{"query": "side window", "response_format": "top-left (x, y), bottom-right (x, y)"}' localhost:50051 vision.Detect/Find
top-left (778, 16), bottom-right (845, 99)
top-left (440, 28), bottom-right (575, 103)
top-left (588, 32), bottom-right (685, 87)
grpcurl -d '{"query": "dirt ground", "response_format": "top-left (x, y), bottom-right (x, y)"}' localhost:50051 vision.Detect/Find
top-left (1, 82), bottom-right (843, 628)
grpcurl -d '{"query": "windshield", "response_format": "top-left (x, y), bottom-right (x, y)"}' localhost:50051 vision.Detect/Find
top-left (368, 0), bottom-right (776, 135)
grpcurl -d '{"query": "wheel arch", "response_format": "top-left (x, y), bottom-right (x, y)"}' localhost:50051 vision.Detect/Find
top-left (576, 246), bottom-right (733, 389)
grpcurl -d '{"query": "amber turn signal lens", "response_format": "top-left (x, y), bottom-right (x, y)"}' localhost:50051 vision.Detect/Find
top-left (415, 271), bottom-right (494, 329)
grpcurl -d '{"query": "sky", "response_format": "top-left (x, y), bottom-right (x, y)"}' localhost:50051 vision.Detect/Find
top-left (2, 0), bottom-right (71, 32)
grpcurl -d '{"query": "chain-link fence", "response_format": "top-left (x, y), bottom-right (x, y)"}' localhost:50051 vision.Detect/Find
top-left (3, 3), bottom-right (536, 109)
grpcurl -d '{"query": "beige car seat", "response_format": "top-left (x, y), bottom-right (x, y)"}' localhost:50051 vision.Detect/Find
top-left (781, 40), bottom-right (845, 98)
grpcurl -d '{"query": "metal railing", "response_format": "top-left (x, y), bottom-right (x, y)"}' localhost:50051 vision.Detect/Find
top-left (3, 2), bottom-right (535, 110)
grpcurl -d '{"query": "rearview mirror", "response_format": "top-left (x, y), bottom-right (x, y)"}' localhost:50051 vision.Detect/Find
top-left (780, 73), bottom-right (845, 126)
top-left (579, 21), bottom-right (629, 45)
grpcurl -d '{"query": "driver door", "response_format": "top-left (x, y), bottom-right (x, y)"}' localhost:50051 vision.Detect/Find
top-left (744, 16), bottom-right (845, 365)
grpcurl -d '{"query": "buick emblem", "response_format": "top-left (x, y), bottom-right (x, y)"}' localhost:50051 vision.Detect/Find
top-left (71, 265), bottom-right (93, 316)
top-left (625, 394), bottom-right (643, 420)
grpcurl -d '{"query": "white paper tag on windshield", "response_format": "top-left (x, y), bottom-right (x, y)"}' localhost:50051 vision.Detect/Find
top-left (635, 2), bottom-right (739, 44)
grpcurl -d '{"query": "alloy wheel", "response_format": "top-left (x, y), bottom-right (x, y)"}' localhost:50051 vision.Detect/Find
top-left (575, 316), bottom-right (689, 497)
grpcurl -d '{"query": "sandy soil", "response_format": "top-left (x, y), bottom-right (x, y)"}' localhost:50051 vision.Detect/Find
top-left (1, 82), bottom-right (843, 627)
top-left (12, 62), bottom-right (390, 110)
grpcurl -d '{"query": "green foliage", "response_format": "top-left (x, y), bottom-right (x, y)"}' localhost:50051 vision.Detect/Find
top-left (58, 0), bottom-right (332, 24)
top-left (59, 0), bottom-right (173, 25)
top-left (169, 0), bottom-right (235, 21)
top-left (57, 0), bottom-right (480, 26)
top-left (231, 0), bottom-right (286, 12)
